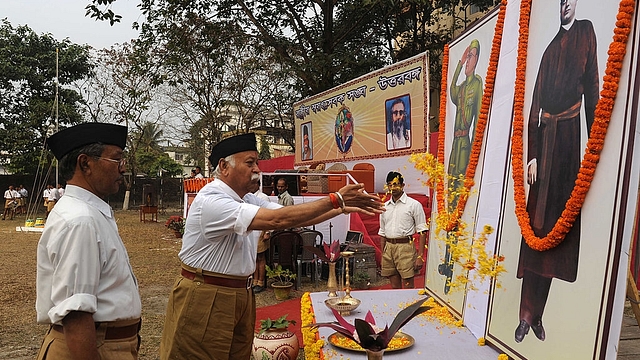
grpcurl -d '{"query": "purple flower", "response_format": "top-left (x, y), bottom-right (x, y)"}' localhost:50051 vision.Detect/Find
top-left (312, 296), bottom-right (431, 352)
top-left (304, 240), bottom-right (341, 263)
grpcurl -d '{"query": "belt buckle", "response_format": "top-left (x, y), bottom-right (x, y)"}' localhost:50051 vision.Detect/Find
top-left (246, 275), bottom-right (253, 290)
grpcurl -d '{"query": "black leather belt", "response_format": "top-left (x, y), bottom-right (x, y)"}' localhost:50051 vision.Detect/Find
top-left (181, 268), bottom-right (253, 289)
top-left (385, 236), bottom-right (413, 244)
top-left (52, 320), bottom-right (140, 340)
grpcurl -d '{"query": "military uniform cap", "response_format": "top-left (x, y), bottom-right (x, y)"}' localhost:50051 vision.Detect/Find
top-left (208, 133), bottom-right (258, 168)
top-left (46, 123), bottom-right (128, 160)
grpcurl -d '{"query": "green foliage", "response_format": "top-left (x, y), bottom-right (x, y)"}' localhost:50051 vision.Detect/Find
top-left (352, 272), bottom-right (371, 283)
top-left (265, 264), bottom-right (296, 286)
top-left (0, 20), bottom-right (92, 174)
top-left (165, 216), bottom-right (184, 234)
top-left (258, 136), bottom-right (271, 160)
top-left (258, 314), bottom-right (296, 335)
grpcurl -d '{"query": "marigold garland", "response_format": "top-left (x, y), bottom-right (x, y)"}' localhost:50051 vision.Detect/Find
top-left (437, 0), bottom-right (508, 232)
top-left (301, 292), bottom-right (324, 360)
top-left (511, 0), bottom-right (636, 251)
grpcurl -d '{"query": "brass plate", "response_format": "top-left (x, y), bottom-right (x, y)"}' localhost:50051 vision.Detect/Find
top-left (327, 331), bottom-right (415, 352)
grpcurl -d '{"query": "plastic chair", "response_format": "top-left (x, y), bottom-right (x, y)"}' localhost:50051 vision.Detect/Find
top-left (269, 230), bottom-right (302, 289)
top-left (298, 229), bottom-right (324, 287)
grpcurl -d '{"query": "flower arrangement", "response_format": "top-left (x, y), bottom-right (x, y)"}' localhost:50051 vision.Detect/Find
top-left (301, 292), bottom-right (324, 360)
top-left (165, 215), bottom-right (184, 235)
top-left (305, 239), bottom-right (341, 263)
top-left (266, 264), bottom-right (297, 286)
top-left (410, 152), bottom-right (506, 291)
top-left (311, 296), bottom-right (431, 352)
top-left (511, 0), bottom-right (635, 251)
top-left (258, 314), bottom-right (296, 336)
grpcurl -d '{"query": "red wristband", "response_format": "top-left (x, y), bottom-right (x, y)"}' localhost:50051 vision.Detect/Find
top-left (329, 193), bottom-right (340, 209)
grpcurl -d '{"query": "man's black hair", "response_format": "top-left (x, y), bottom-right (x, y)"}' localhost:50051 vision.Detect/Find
top-left (386, 171), bottom-right (404, 184)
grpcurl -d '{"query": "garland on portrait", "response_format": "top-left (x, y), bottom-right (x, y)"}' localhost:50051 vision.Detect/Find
top-left (436, 0), bottom-right (507, 232)
top-left (510, 0), bottom-right (636, 251)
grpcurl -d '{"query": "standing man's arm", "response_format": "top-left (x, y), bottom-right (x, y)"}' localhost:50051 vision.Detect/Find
top-left (413, 203), bottom-right (428, 270)
top-left (62, 311), bottom-right (99, 360)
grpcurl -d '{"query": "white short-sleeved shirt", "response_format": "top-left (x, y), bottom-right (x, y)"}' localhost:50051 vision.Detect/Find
top-left (378, 192), bottom-right (428, 238)
top-left (48, 188), bottom-right (60, 201)
top-left (36, 185), bottom-right (141, 324)
top-left (179, 179), bottom-right (281, 276)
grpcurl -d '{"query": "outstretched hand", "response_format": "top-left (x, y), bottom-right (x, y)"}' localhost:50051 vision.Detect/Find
top-left (338, 183), bottom-right (385, 216)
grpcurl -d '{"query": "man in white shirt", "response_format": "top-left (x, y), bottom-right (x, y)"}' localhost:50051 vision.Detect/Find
top-left (3, 185), bottom-right (16, 220)
top-left (160, 133), bottom-right (384, 360)
top-left (36, 123), bottom-right (141, 360)
top-left (56, 183), bottom-right (65, 197)
top-left (194, 166), bottom-right (204, 179)
top-left (17, 185), bottom-right (28, 215)
top-left (43, 185), bottom-right (52, 210)
top-left (378, 171), bottom-right (428, 289)
top-left (46, 184), bottom-right (60, 218)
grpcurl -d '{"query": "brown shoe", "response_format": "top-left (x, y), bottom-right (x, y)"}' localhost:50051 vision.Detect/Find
top-left (531, 316), bottom-right (545, 341)
top-left (515, 320), bottom-right (530, 343)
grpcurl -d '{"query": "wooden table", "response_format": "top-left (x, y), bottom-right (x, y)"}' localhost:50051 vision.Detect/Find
top-left (139, 205), bottom-right (158, 222)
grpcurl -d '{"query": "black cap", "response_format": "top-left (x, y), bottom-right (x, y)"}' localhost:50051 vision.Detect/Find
top-left (208, 133), bottom-right (258, 169)
top-left (46, 123), bottom-right (128, 160)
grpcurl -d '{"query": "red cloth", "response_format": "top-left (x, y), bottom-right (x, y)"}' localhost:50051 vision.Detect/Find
top-left (258, 155), bottom-right (295, 172)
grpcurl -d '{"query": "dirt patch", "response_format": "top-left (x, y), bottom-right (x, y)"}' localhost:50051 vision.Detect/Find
top-left (0, 210), bottom-right (385, 359)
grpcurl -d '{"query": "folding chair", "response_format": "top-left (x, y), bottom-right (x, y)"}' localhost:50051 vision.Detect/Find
top-left (298, 229), bottom-right (324, 287)
top-left (269, 230), bottom-right (302, 290)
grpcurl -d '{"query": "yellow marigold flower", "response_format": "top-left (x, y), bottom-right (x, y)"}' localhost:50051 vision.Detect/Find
top-left (498, 354), bottom-right (509, 360)
top-left (477, 337), bottom-right (485, 346)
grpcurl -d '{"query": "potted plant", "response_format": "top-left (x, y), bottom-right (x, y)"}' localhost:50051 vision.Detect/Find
top-left (266, 264), bottom-right (296, 301)
top-left (352, 271), bottom-right (371, 290)
top-left (165, 216), bottom-right (184, 238)
top-left (252, 314), bottom-right (299, 360)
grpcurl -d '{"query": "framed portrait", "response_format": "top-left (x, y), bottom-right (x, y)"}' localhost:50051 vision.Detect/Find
top-left (385, 94), bottom-right (412, 151)
top-left (301, 122), bottom-right (313, 161)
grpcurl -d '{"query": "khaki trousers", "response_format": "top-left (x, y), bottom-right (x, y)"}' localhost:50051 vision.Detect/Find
top-left (36, 320), bottom-right (140, 360)
top-left (160, 266), bottom-right (255, 360)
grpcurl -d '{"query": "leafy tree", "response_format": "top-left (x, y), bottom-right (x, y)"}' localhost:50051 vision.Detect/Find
top-left (258, 135), bottom-right (271, 160)
top-left (131, 122), bottom-right (182, 177)
top-left (0, 20), bottom-right (92, 174)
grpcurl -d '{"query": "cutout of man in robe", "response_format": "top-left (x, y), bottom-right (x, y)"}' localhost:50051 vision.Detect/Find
top-left (514, 0), bottom-right (599, 343)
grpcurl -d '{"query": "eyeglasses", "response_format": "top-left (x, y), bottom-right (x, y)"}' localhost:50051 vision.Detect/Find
top-left (94, 157), bottom-right (127, 168)
top-left (392, 110), bottom-right (406, 116)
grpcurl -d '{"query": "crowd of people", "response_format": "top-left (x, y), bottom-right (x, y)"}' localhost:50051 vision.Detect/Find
top-left (2, 183), bottom-right (66, 221)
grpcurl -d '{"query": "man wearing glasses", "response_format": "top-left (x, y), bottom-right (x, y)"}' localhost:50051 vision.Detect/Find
top-left (36, 123), bottom-right (142, 359)
top-left (386, 97), bottom-right (411, 150)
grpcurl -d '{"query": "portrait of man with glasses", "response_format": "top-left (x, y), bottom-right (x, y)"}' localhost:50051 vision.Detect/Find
top-left (385, 95), bottom-right (411, 151)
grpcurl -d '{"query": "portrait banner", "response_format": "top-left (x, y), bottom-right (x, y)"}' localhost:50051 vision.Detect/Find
top-left (426, 8), bottom-right (500, 318)
top-left (293, 53), bottom-right (429, 165)
top-left (486, 0), bottom-right (640, 359)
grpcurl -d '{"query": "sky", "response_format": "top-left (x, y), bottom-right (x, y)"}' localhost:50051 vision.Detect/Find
top-left (1, 0), bottom-right (143, 50)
